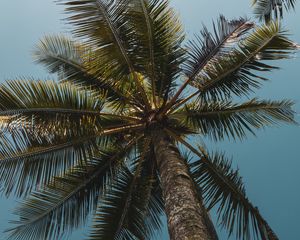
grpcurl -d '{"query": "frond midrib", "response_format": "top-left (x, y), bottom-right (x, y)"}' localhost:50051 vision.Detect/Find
top-left (0, 108), bottom-right (101, 116)
top-left (0, 108), bottom-right (141, 122)
top-left (140, 0), bottom-right (156, 106)
top-left (174, 102), bottom-right (293, 117)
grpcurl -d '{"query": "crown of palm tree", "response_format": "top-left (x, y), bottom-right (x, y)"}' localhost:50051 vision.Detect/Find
top-left (0, 0), bottom-right (298, 240)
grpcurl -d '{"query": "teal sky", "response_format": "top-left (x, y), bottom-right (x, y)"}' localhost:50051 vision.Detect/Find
top-left (0, 1), bottom-right (299, 239)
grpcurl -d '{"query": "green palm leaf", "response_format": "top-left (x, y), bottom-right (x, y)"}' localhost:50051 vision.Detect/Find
top-left (171, 99), bottom-right (295, 140)
top-left (253, 0), bottom-right (297, 21)
top-left (6, 141), bottom-right (136, 240)
top-left (0, 80), bottom-right (104, 130)
top-left (135, 139), bottom-right (165, 236)
top-left (89, 138), bottom-right (164, 240)
top-left (191, 150), bottom-right (278, 240)
top-left (0, 120), bottom-right (140, 197)
top-left (63, 0), bottom-right (133, 77)
top-left (193, 22), bottom-right (297, 101)
top-left (0, 76), bottom-right (143, 197)
top-left (142, 176), bottom-right (164, 238)
top-left (89, 169), bottom-right (155, 240)
top-left (62, 0), bottom-right (151, 109)
top-left (126, 0), bottom-right (157, 104)
top-left (127, 0), bottom-right (185, 103)
top-left (0, 79), bottom-right (139, 136)
top-left (184, 15), bottom-right (254, 81)
top-left (0, 131), bottom-right (110, 197)
top-left (33, 35), bottom-right (131, 108)
top-left (0, 80), bottom-right (103, 114)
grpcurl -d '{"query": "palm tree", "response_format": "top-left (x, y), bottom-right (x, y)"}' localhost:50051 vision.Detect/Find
top-left (0, 0), bottom-right (298, 239)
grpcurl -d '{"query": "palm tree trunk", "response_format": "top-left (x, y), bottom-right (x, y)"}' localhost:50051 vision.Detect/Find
top-left (152, 131), bottom-right (218, 240)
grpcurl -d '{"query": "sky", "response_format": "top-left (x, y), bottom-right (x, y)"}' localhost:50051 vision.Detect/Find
top-left (0, 0), bottom-right (299, 239)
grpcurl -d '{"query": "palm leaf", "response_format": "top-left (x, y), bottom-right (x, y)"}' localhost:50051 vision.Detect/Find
top-left (150, 0), bottom-right (185, 103)
top-left (164, 15), bottom-right (254, 115)
top-left (0, 79), bottom-right (103, 114)
top-left (6, 141), bottom-right (136, 240)
top-left (184, 15), bottom-right (254, 81)
top-left (142, 174), bottom-right (164, 238)
top-left (63, 0), bottom-right (133, 76)
top-left (62, 0), bottom-right (151, 109)
top-left (89, 137), bottom-right (164, 240)
top-left (33, 35), bottom-right (131, 108)
top-left (253, 0), bottom-right (297, 21)
top-left (190, 150), bottom-right (278, 240)
top-left (127, 0), bottom-right (185, 103)
top-left (0, 79), bottom-right (139, 136)
top-left (89, 169), bottom-right (152, 240)
top-left (0, 123), bottom-right (132, 197)
top-left (171, 99), bottom-right (295, 140)
top-left (137, 142), bottom-right (164, 237)
top-left (135, 138), bottom-right (165, 236)
top-left (0, 80), bottom-right (105, 130)
top-left (0, 110), bottom-right (143, 197)
top-left (194, 22), bottom-right (297, 101)
top-left (126, 0), bottom-right (157, 105)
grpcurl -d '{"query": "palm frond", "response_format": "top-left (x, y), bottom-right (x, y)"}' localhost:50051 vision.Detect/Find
top-left (62, 0), bottom-right (132, 76)
top-left (0, 116), bottom-right (11, 131)
top-left (0, 124), bottom-right (127, 197)
top-left (137, 142), bottom-right (164, 237)
top-left (6, 141), bottom-right (136, 240)
top-left (126, 0), bottom-right (157, 105)
top-left (0, 80), bottom-right (105, 130)
top-left (194, 22), bottom-right (298, 101)
top-left (0, 79), bottom-right (139, 136)
top-left (164, 15), bottom-right (254, 115)
top-left (0, 118), bottom-right (143, 197)
top-left (0, 133), bottom-right (86, 197)
top-left (184, 15), bottom-right (254, 81)
top-left (142, 174), bottom-right (164, 238)
top-left (0, 79), bottom-right (103, 114)
top-left (127, 0), bottom-right (185, 103)
top-left (89, 168), bottom-right (154, 240)
top-left (253, 0), bottom-right (297, 21)
top-left (62, 0), bottom-right (151, 109)
top-left (191, 150), bottom-right (278, 240)
top-left (171, 99), bottom-right (295, 140)
top-left (33, 35), bottom-right (131, 108)
top-left (89, 138), bottom-right (164, 240)
top-left (144, 181), bottom-right (164, 238)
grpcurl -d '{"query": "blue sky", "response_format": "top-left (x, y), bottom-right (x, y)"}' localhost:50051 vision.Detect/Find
top-left (0, 0), bottom-right (299, 239)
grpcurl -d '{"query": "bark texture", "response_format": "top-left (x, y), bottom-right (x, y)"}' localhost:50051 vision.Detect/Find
top-left (153, 131), bottom-right (218, 240)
